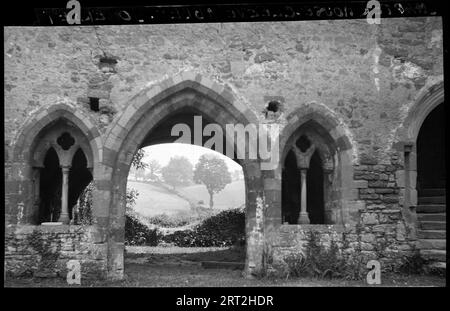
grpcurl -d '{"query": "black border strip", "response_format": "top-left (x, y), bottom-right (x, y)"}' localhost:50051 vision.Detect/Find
top-left (10, 1), bottom-right (444, 26)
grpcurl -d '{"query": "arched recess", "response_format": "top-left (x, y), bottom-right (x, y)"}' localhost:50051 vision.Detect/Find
top-left (393, 80), bottom-right (445, 238)
top-left (275, 103), bottom-right (355, 227)
top-left (7, 103), bottom-right (101, 225)
top-left (101, 72), bottom-right (264, 280)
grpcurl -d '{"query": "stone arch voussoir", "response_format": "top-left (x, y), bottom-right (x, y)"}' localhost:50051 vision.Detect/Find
top-left (11, 103), bottom-right (102, 167)
top-left (281, 103), bottom-right (354, 164)
top-left (395, 79), bottom-right (444, 145)
top-left (104, 71), bottom-right (258, 155)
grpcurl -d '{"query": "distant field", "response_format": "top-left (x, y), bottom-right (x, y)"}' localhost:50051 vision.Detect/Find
top-left (127, 180), bottom-right (245, 217)
top-left (178, 180), bottom-right (245, 210)
top-left (127, 181), bottom-right (189, 217)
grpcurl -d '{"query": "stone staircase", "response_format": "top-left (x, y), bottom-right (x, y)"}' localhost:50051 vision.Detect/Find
top-left (416, 188), bottom-right (446, 271)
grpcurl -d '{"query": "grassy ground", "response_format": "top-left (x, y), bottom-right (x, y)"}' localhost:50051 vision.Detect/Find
top-left (128, 180), bottom-right (245, 217)
top-left (4, 247), bottom-right (446, 287)
top-left (127, 181), bottom-right (189, 216)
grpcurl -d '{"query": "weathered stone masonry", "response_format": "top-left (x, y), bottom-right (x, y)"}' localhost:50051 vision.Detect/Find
top-left (4, 17), bottom-right (444, 279)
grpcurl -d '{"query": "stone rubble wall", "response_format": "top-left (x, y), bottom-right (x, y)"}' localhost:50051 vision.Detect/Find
top-left (5, 225), bottom-right (107, 279)
top-left (5, 17), bottom-right (443, 164)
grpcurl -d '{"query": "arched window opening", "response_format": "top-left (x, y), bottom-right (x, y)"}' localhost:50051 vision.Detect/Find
top-left (38, 148), bottom-right (62, 223)
top-left (417, 103), bottom-right (445, 191)
top-left (28, 118), bottom-right (95, 225)
top-left (69, 148), bottom-right (93, 224)
top-left (281, 122), bottom-right (337, 226)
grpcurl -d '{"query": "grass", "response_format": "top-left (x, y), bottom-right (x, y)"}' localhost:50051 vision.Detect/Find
top-left (128, 180), bottom-right (245, 217)
top-left (127, 181), bottom-right (189, 217)
top-left (5, 247), bottom-right (446, 287)
top-left (178, 180), bottom-right (245, 210)
top-left (126, 246), bottom-right (246, 263)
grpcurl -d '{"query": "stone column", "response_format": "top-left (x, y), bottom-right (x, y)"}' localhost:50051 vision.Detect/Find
top-left (292, 142), bottom-right (316, 225)
top-left (59, 166), bottom-right (71, 224)
top-left (298, 168), bottom-right (310, 224)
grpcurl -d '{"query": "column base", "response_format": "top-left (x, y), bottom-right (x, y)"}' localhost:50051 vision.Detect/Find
top-left (58, 215), bottom-right (70, 225)
top-left (297, 213), bottom-right (310, 224)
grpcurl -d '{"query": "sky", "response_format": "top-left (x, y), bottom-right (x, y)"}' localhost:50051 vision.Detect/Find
top-left (142, 143), bottom-right (243, 172)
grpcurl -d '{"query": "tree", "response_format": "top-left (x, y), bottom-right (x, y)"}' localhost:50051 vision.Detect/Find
top-left (146, 159), bottom-right (162, 181)
top-left (161, 156), bottom-right (193, 189)
top-left (129, 149), bottom-right (148, 181)
top-left (193, 154), bottom-right (232, 208)
top-left (232, 169), bottom-right (243, 181)
top-left (131, 149), bottom-right (148, 171)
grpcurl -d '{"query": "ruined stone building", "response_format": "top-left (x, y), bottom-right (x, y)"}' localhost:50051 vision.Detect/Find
top-left (4, 16), bottom-right (445, 279)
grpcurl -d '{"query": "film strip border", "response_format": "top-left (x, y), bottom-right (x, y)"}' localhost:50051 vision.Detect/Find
top-left (34, 1), bottom-right (441, 26)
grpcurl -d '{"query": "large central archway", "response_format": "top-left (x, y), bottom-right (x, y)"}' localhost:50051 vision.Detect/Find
top-left (102, 73), bottom-right (263, 279)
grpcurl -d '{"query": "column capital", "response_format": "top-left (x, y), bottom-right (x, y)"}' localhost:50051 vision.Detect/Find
top-left (60, 165), bottom-right (71, 172)
top-left (293, 143), bottom-right (316, 169)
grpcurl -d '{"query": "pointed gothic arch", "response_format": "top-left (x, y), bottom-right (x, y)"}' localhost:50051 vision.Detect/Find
top-left (6, 103), bottom-right (101, 225)
top-left (278, 103), bottom-right (355, 226)
top-left (100, 72), bottom-right (264, 280)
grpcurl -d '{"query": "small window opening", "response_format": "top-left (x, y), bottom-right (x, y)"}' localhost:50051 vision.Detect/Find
top-left (57, 132), bottom-right (75, 150)
top-left (89, 97), bottom-right (100, 112)
top-left (267, 101), bottom-right (280, 113)
top-left (99, 56), bottom-right (118, 65)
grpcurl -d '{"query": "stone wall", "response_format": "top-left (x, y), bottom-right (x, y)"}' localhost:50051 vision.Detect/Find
top-left (268, 221), bottom-right (414, 274)
top-left (5, 17), bottom-right (443, 163)
top-left (5, 225), bottom-right (107, 279)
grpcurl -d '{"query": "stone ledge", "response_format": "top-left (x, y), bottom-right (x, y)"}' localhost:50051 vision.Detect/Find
top-left (279, 224), bottom-right (346, 233)
top-left (6, 224), bottom-right (96, 234)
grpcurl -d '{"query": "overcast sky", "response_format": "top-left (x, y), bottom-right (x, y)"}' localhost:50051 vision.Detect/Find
top-left (142, 143), bottom-right (243, 172)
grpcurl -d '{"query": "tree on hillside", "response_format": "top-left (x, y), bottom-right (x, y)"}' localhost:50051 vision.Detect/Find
top-left (193, 154), bottom-right (232, 209)
top-left (161, 156), bottom-right (193, 189)
top-left (146, 159), bottom-right (162, 182)
top-left (232, 169), bottom-right (243, 181)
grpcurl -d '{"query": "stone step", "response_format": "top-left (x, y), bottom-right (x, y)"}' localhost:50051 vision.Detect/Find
top-left (420, 249), bottom-right (446, 262)
top-left (417, 239), bottom-right (446, 250)
top-left (416, 205), bottom-right (446, 213)
top-left (417, 213), bottom-right (446, 221)
top-left (419, 189), bottom-right (446, 197)
top-left (420, 221), bottom-right (446, 230)
top-left (427, 261), bottom-right (446, 270)
top-left (418, 196), bottom-right (446, 204)
top-left (418, 230), bottom-right (446, 239)
top-left (201, 261), bottom-right (245, 270)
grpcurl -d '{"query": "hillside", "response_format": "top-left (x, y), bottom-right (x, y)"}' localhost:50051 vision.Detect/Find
top-left (178, 180), bottom-right (245, 210)
top-left (127, 180), bottom-right (245, 217)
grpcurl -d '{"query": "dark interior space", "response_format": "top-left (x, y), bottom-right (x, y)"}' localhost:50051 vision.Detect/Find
top-left (282, 150), bottom-right (300, 224)
top-left (68, 148), bottom-right (93, 220)
top-left (417, 103), bottom-right (445, 190)
top-left (39, 147), bottom-right (62, 223)
top-left (306, 151), bottom-right (325, 224)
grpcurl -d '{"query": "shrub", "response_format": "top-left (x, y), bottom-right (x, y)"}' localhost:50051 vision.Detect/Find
top-left (125, 214), bottom-right (159, 246)
top-left (282, 231), bottom-right (369, 280)
top-left (283, 252), bottom-right (308, 278)
top-left (76, 181), bottom-right (94, 225)
top-left (398, 251), bottom-right (426, 274)
top-left (162, 208), bottom-right (245, 247)
top-left (146, 212), bottom-right (199, 228)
